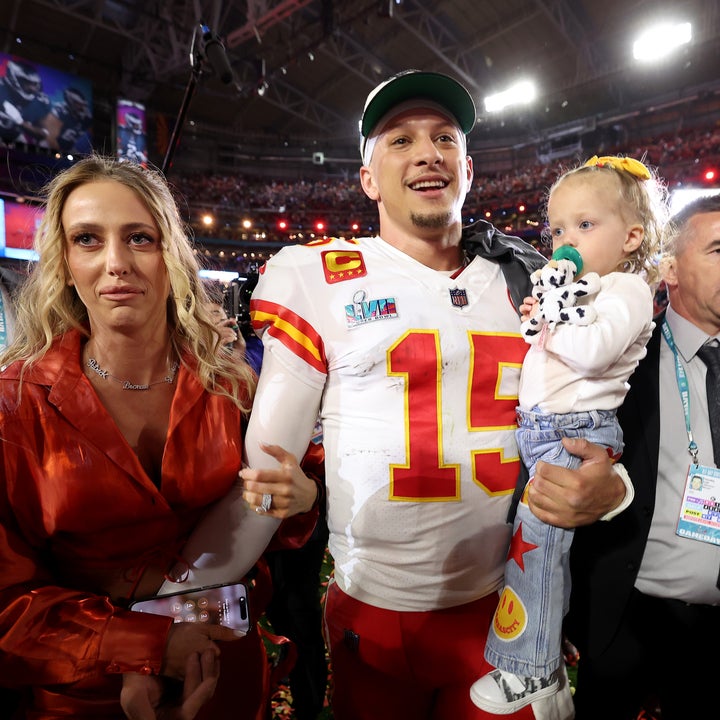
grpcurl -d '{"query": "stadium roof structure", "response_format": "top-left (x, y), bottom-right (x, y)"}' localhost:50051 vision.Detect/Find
top-left (2, 0), bottom-right (720, 173)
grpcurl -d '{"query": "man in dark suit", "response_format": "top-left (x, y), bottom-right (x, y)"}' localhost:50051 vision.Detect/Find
top-left (566, 194), bottom-right (720, 719)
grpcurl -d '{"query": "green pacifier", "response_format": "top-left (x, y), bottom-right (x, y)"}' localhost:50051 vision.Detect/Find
top-left (551, 246), bottom-right (583, 275)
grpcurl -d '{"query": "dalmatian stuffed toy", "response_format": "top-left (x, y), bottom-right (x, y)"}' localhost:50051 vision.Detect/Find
top-left (522, 246), bottom-right (601, 339)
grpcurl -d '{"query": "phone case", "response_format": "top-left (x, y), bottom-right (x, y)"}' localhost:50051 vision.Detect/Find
top-left (129, 582), bottom-right (251, 633)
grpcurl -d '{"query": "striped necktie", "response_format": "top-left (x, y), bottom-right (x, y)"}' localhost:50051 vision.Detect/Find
top-left (695, 340), bottom-right (720, 589)
top-left (696, 341), bottom-right (720, 466)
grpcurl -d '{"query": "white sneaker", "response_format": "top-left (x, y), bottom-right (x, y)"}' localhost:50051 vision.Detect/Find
top-left (470, 668), bottom-right (559, 714)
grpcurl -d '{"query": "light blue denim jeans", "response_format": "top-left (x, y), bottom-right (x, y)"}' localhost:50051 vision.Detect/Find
top-left (484, 407), bottom-right (623, 677)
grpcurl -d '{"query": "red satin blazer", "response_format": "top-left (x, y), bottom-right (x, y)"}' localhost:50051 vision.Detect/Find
top-left (0, 329), bottom-right (315, 718)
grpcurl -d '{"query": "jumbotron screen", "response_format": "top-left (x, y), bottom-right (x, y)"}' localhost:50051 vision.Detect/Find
top-left (0, 52), bottom-right (93, 154)
top-left (116, 99), bottom-right (147, 166)
top-left (0, 199), bottom-right (42, 261)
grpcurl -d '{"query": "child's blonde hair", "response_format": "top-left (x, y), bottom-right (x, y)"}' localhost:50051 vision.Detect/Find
top-left (547, 155), bottom-right (668, 284)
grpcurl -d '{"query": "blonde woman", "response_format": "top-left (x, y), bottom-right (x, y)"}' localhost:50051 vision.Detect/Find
top-left (0, 156), bottom-right (317, 720)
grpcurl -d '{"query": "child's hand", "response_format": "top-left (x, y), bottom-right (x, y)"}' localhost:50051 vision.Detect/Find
top-left (520, 296), bottom-right (538, 323)
top-left (216, 317), bottom-right (240, 347)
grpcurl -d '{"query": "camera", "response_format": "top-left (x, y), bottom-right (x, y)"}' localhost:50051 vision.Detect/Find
top-left (223, 273), bottom-right (258, 341)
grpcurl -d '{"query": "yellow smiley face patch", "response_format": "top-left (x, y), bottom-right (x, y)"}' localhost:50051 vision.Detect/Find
top-left (492, 586), bottom-right (527, 641)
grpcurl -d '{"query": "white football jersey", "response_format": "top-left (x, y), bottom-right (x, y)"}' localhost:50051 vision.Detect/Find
top-left (251, 236), bottom-right (529, 610)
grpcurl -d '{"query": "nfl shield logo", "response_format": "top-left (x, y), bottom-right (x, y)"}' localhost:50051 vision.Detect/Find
top-left (449, 288), bottom-right (468, 307)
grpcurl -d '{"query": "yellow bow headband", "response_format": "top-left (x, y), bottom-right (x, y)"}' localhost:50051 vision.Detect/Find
top-left (584, 155), bottom-right (651, 181)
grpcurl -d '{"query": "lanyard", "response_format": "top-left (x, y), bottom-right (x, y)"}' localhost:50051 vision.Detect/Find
top-left (661, 319), bottom-right (699, 463)
top-left (0, 284), bottom-right (7, 352)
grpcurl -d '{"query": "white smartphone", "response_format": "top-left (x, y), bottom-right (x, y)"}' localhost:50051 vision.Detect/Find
top-left (129, 582), bottom-right (250, 633)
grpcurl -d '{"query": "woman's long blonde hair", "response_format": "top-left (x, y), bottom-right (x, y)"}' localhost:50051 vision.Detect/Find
top-left (1, 155), bottom-right (255, 411)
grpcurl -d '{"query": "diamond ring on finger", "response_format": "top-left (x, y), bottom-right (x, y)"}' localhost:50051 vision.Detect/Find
top-left (257, 492), bottom-right (272, 514)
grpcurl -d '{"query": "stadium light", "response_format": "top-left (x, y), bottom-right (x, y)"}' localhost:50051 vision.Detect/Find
top-left (484, 80), bottom-right (537, 113)
top-left (669, 187), bottom-right (720, 215)
top-left (633, 22), bottom-right (692, 62)
top-left (198, 269), bottom-right (241, 283)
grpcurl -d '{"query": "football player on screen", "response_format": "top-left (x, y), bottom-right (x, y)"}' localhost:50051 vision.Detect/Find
top-left (43, 87), bottom-right (93, 154)
top-left (0, 59), bottom-right (51, 146)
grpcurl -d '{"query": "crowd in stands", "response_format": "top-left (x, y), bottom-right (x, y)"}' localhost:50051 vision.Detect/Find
top-left (173, 123), bottom-right (720, 269)
top-left (174, 174), bottom-right (366, 214)
top-left (1, 121), bottom-right (719, 277)
top-left (466, 124), bottom-right (720, 214)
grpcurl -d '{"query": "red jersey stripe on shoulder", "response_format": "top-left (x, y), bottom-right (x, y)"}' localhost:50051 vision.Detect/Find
top-left (250, 299), bottom-right (327, 374)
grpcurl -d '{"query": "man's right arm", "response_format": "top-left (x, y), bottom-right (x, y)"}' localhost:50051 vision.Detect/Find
top-left (245, 348), bottom-right (322, 468)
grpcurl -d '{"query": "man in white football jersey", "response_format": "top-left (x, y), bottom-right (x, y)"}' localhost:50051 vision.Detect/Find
top-left (181, 70), bottom-right (632, 719)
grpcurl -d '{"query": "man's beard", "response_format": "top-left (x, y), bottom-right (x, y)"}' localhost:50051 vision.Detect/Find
top-left (410, 210), bottom-right (453, 229)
